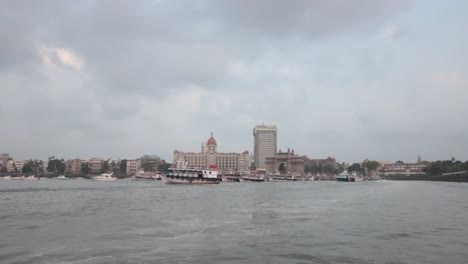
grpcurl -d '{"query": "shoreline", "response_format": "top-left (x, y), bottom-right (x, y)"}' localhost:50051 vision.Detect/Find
top-left (385, 174), bottom-right (468, 182)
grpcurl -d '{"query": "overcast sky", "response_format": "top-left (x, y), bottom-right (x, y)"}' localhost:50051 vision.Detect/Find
top-left (1, 0), bottom-right (468, 163)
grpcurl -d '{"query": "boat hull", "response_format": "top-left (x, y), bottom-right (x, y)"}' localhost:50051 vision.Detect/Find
top-left (241, 177), bottom-right (265, 182)
top-left (221, 176), bottom-right (241, 182)
top-left (91, 177), bottom-right (117, 181)
top-left (337, 177), bottom-right (351, 182)
top-left (161, 174), bottom-right (220, 184)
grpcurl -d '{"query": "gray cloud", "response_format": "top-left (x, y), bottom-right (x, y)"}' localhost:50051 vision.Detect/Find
top-left (2, 0), bottom-right (468, 163)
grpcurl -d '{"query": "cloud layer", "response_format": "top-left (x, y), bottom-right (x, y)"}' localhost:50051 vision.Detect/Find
top-left (1, 0), bottom-right (468, 162)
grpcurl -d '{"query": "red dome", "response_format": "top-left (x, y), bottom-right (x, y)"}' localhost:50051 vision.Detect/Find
top-left (243, 150), bottom-right (249, 154)
top-left (207, 132), bottom-right (217, 145)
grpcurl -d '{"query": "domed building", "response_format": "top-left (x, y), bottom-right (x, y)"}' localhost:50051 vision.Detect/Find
top-left (173, 133), bottom-right (250, 173)
top-left (202, 132), bottom-right (218, 153)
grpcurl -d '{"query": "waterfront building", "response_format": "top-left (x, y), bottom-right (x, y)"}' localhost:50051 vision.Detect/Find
top-left (65, 159), bottom-right (82, 175)
top-left (41, 160), bottom-right (48, 172)
top-left (380, 162), bottom-right (427, 177)
top-left (140, 155), bottom-right (164, 171)
top-left (88, 158), bottom-right (104, 174)
top-left (253, 124), bottom-right (277, 170)
top-left (305, 156), bottom-right (338, 168)
top-left (265, 149), bottom-right (305, 175)
top-left (173, 133), bottom-right (250, 173)
top-left (6, 160), bottom-right (26, 173)
top-left (126, 160), bottom-right (141, 175)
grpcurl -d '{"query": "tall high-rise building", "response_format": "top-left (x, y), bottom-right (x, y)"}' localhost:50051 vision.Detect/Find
top-left (253, 124), bottom-right (277, 170)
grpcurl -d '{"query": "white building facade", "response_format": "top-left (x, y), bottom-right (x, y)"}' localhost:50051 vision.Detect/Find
top-left (126, 160), bottom-right (141, 175)
top-left (174, 133), bottom-right (250, 173)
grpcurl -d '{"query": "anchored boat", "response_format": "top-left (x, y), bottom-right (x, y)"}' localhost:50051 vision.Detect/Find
top-left (160, 162), bottom-right (220, 184)
top-left (131, 170), bottom-right (161, 181)
top-left (92, 172), bottom-right (117, 181)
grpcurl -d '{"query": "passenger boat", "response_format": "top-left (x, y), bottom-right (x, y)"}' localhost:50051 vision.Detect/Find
top-left (131, 170), bottom-right (161, 181)
top-left (336, 170), bottom-right (361, 182)
top-left (92, 172), bottom-right (117, 181)
top-left (1, 175), bottom-right (11, 180)
top-left (220, 172), bottom-right (243, 182)
top-left (160, 162), bottom-right (220, 184)
top-left (56, 175), bottom-right (69, 180)
top-left (241, 175), bottom-right (265, 182)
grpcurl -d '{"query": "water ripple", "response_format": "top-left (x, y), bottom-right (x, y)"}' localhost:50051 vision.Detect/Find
top-left (0, 180), bottom-right (467, 264)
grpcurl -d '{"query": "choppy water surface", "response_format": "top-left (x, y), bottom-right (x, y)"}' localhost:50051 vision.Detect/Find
top-left (0, 180), bottom-right (467, 264)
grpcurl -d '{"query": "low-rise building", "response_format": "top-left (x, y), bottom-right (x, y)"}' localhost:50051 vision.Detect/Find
top-left (380, 162), bottom-right (427, 176)
top-left (66, 159), bottom-right (82, 175)
top-left (305, 156), bottom-right (338, 168)
top-left (126, 160), bottom-right (141, 175)
top-left (89, 158), bottom-right (104, 174)
top-left (6, 160), bottom-right (26, 173)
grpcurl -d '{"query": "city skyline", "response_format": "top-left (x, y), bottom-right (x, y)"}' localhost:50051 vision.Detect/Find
top-left (1, 1), bottom-right (468, 162)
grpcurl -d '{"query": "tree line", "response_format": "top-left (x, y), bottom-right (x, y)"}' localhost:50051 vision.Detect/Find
top-left (425, 158), bottom-right (468, 175)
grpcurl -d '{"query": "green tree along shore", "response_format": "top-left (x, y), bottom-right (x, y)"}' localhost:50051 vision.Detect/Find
top-left (47, 157), bottom-right (66, 174)
top-left (425, 158), bottom-right (468, 175)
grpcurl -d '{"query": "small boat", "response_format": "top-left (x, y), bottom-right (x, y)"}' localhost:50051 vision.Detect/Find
top-left (336, 170), bottom-right (360, 182)
top-left (23, 175), bottom-right (38, 180)
top-left (56, 175), bottom-right (69, 180)
top-left (352, 172), bottom-right (364, 182)
top-left (92, 172), bottom-right (117, 181)
top-left (160, 163), bottom-right (220, 184)
top-left (131, 171), bottom-right (161, 181)
top-left (11, 176), bottom-right (25, 180)
top-left (220, 173), bottom-right (242, 182)
top-left (1, 175), bottom-right (11, 180)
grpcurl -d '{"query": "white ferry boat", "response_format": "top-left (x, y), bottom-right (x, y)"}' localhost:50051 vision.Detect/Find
top-left (241, 175), bottom-right (265, 182)
top-left (131, 170), bottom-right (161, 181)
top-left (56, 175), bottom-right (69, 180)
top-left (92, 172), bottom-right (117, 181)
top-left (220, 172), bottom-right (246, 182)
top-left (160, 161), bottom-right (220, 184)
top-left (267, 174), bottom-right (311, 182)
